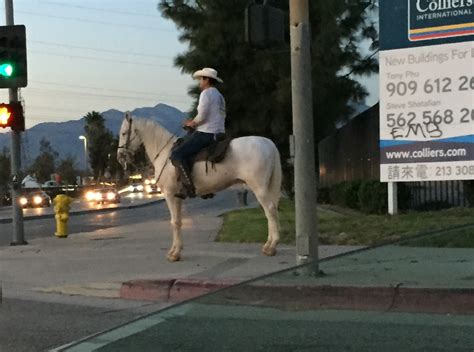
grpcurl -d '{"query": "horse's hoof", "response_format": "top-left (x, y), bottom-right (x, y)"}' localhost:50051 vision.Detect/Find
top-left (167, 253), bottom-right (181, 262)
top-left (262, 246), bottom-right (277, 257)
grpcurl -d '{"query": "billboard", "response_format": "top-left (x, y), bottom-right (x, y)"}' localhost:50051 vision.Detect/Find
top-left (379, 0), bottom-right (474, 182)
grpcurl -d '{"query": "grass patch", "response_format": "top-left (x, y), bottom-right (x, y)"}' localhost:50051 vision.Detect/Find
top-left (216, 199), bottom-right (474, 247)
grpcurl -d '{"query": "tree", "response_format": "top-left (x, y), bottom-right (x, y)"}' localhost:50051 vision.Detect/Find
top-left (84, 111), bottom-right (115, 179)
top-left (158, 0), bottom-right (378, 192)
top-left (57, 156), bottom-right (78, 185)
top-left (28, 138), bottom-right (58, 183)
top-left (0, 147), bottom-right (10, 191)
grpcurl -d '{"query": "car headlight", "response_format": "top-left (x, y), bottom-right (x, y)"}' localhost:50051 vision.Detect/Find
top-left (129, 186), bottom-right (134, 192)
top-left (151, 179), bottom-right (156, 185)
top-left (33, 196), bottom-right (43, 205)
top-left (19, 197), bottom-right (28, 206)
top-left (145, 185), bottom-right (152, 193)
top-left (107, 192), bottom-right (116, 200)
top-left (85, 191), bottom-right (96, 201)
top-left (137, 185), bottom-right (144, 192)
top-left (145, 179), bottom-right (150, 185)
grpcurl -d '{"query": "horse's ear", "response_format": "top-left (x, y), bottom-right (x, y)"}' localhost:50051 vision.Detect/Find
top-left (125, 112), bottom-right (132, 122)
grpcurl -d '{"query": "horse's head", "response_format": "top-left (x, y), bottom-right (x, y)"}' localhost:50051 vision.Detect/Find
top-left (117, 112), bottom-right (142, 170)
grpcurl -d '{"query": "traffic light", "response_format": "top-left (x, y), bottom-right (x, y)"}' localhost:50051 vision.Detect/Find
top-left (245, 3), bottom-right (286, 48)
top-left (0, 102), bottom-right (24, 131)
top-left (0, 25), bottom-right (27, 88)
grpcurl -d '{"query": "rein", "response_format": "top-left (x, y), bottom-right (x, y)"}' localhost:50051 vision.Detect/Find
top-left (153, 134), bottom-right (176, 184)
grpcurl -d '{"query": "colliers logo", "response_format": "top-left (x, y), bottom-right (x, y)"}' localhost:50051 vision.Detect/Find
top-left (409, 0), bottom-right (474, 41)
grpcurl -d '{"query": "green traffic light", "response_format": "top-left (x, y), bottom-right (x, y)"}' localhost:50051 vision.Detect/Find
top-left (0, 63), bottom-right (13, 77)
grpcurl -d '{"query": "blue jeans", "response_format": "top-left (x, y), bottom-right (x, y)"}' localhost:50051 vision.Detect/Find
top-left (170, 131), bottom-right (214, 170)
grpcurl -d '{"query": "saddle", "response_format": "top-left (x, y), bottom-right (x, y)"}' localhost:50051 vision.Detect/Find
top-left (171, 133), bottom-right (231, 200)
top-left (172, 133), bottom-right (232, 169)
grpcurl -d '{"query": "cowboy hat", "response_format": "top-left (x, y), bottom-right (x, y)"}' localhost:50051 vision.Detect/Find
top-left (192, 68), bottom-right (223, 83)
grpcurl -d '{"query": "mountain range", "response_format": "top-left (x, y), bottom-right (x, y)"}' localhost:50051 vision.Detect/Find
top-left (0, 104), bottom-right (188, 168)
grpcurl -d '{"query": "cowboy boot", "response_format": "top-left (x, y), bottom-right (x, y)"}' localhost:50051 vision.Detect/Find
top-left (174, 162), bottom-right (196, 199)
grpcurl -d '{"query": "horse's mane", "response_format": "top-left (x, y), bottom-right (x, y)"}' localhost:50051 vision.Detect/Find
top-left (133, 117), bottom-right (176, 142)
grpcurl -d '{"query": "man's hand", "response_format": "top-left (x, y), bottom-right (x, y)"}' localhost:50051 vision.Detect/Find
top-left (183, 119), bottom-right (197, 128)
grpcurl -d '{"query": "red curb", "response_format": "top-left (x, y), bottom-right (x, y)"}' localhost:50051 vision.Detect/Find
top-left (169, 279), bottom-right (239, 302)
top-left (120, 279), bottom-right (175, 301)
top-left (119, 279), bottom-right (474, 315)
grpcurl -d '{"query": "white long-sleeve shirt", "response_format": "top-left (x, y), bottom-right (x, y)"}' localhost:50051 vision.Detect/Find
top-left (193, 87), bottom-right (226, 134)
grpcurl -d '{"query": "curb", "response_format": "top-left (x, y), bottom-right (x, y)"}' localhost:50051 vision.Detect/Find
top-left (120, 279), bottom-right (474, 315)
top-left (0, 198), bottom-right (164, 224)
top-left (120, 278), bottom-right (240, 302)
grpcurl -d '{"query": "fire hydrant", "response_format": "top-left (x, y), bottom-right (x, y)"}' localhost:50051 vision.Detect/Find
top-left (54, 194), bottom-right (73, 238)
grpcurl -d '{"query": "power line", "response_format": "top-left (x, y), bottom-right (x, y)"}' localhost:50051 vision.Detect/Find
top-left (29, 40), bottom-right (173, 59)
top-left (25, 105), bottom-right (87, 113)
top-left (29, 50), bottom-right (170, 67)
top-left (16, 11), bottom-right (174, 32)
top-left (26, 88), bottom-right (190, 104)
top-left (41, 1), bottom-right (159, 18)
top-left (29, 80), bottom-right (187, 99)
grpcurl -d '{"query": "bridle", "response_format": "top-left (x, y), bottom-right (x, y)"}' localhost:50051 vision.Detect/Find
top-left (117, 118), bottom-right (138, 170)
top-left (117, 116), bottom-right (176, 178)
top-left (117, 118), bottom-right (136, 152)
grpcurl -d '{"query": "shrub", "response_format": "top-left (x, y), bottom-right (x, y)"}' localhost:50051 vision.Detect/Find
top-left (358, 181), bottom-right (388, 214)
top-left (317, 187), bottom-right (330, 204)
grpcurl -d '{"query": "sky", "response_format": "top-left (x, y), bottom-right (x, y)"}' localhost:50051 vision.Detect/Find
top-left (0, 0), bottom-right (379, 131)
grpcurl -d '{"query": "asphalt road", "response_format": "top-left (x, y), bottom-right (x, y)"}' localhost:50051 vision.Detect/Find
top-left (99, 313), bottom-right (474, 352)
top-left (0, 297), bottom-right (163, 352)
top-left (0, 191), bottom-right (246, 247)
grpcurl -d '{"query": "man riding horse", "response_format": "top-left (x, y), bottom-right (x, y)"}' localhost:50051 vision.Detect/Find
top-left (171, 67), bottom-right (226, 199)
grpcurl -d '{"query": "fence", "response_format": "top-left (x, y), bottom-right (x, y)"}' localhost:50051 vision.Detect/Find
top-left (406, 181), bottom-right (468, 208)
top-left (319, 104), bottom-right (380, 186)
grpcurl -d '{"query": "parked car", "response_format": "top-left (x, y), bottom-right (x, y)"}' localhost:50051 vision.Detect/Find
top-left (85, 188), bottom-right (121, 204)
top-left (19, 191), bottom-right (51, 208)
top-left (42, 180), bottom-right (60, 188)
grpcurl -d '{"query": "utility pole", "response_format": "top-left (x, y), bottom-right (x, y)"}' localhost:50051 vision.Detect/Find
top-left (5, 0), bottom-right (26, 245)
top-left (289, 0), bottom-right (318, 273)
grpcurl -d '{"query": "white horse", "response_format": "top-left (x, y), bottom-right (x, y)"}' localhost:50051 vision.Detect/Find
top-left (117, 113), bottom-right (281, 262)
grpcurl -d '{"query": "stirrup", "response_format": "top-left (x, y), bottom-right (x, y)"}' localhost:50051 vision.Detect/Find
top-left (175, 185), bottom-right (196, 200)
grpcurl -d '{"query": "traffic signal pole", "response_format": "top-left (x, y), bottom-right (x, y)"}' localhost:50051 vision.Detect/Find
top-left (289, 0), bottom-right (318, 273)
top-left (5, 0), bottom-right (26, 245)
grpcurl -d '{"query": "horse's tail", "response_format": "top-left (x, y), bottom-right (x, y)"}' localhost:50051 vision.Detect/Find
top-left (268, 143), bottom-right (282, 206)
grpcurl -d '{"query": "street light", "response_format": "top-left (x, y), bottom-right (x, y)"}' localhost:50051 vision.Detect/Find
top-left (79, 135), bottom-right (88, 173)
